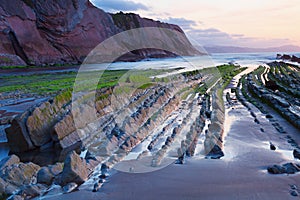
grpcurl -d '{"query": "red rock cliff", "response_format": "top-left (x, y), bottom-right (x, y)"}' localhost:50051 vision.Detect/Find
top-left (0, 0), bottom-right (201, 66)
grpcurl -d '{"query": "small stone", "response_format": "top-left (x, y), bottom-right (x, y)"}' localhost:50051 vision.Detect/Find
top-left (290, 190), bottom-right (298, 197)
top-left (37, 167), bottom-right (54, 185)
top-left (206, 145), bottom-right (224, 159)
top-left (59, 151), bottom-right (88, 186)
top-left (270, 143), bottom-right (276, 151)
top-left (93, 182), bottom-right (102, 192)
top-left (293, 149), bottom-right (300, 160)
top-left (290, 185), bottom-right (297, 190)
top-left (99, 173), bottom-right (109, 179)
top-left (98, 179), bottom-right (104, 184)
top-left (266, 114), bottom-right (273, 119)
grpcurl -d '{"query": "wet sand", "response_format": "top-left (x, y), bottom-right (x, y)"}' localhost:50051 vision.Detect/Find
top-left (44, 68), bottom-right (300, 200)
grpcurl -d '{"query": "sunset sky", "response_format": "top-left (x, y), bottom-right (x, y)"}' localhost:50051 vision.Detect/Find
top-left (90, 0), bottom-right (300, 48)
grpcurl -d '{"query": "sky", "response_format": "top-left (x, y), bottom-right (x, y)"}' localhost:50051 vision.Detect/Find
top-left (90, 0), bottom-right (300, 48)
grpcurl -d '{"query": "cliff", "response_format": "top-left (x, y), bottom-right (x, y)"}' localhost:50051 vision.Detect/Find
top-left (0, 0), bottom-right (201, 66)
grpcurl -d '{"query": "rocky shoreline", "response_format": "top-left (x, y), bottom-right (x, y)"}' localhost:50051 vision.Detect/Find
top-left (0, 64), bottom-right (247, 199)
top-left (1, 61), bottom-right (299, 199)
top-left (236, 63), bottom-right (300, 183)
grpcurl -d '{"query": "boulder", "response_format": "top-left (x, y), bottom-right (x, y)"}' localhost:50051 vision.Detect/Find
top-left (5, 112), bottom-right (35, 153)
top-left (52, 114), bottom-right (76, 141)
top-left (59, 151), bottom-right (88, 186)
top-left (293, 149), bottom-right (300, 160)
top-left (0, 162), bottom-right (40, 187)
top-left (0, 155), bottom-right (20, 171)
top-left (26, 102), bottom-right (57, 146)
top-left (0, 178), bottom-right (18, 195)
top-left (49, 163), bottom-right (64, 176)
top-left (18, 184), bottom-right (47, 199)
top-left (37, 167), bottom-right (54, 185)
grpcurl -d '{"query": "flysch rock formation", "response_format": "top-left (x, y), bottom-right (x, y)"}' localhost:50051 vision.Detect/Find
top-left (0, 0), bottom-right (201, 66)
top-left (1, 70), bottom-right (218, 199)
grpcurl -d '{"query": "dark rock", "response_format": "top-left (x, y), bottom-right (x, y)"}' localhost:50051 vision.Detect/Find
top-left (59, 151), bottom-right (88, 186)
top-left (93, 182), bottom-right (102, 192)
top-left (0, 155), bottom-right (20, 171)
top-left (270, 143), bottom-right (276, 151)
top-left (268, 163), bottom-right (300, 174)
top-left (5, 112), bottom-right (35, 153)
top-left (206, 145), bottom-right (224, 159)
top-left (100, 163), bottom-right (109, 174)
top-left (267, 165), bottom-right (286, 174)
top-left (40, 141), bottom-right (54, 151)
top-left (290, 190), bottom-right (298, 197)
top-left (63, 182), bottom-right (78, 194)
top-left (291, 55), bottom-right (300, 63)
top-left (291, 185), bottom-right (298, 190)
top-left (293, 149), bottom-right (300, 160)
top-left (266, 114), bottom-right (273, 119)
top-left (85, 150), bottom-right (96, 161)
top-left (283, 163), bottom-right (300, 174)
top-left (37, 167), bottom-right (54, 185)
top-left (99, 172), bottom-right (109, 179)
top-left (279, 54), bottom-right (292, 60)
top-left (175, 157), bottom-right (185, 165)
top-left (165, 136), bottom-right (174, 146)
top-left (265, 80), bottom-right (278, 91)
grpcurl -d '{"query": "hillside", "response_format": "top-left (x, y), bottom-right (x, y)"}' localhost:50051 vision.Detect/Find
top-left (0, 0), bottom-right (201, 66)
